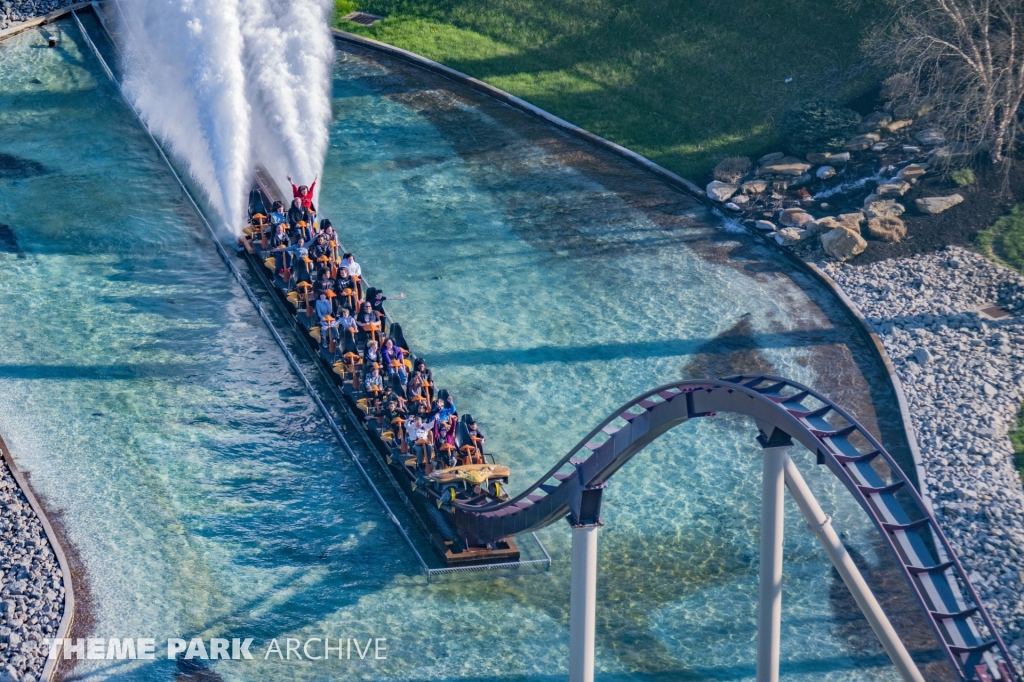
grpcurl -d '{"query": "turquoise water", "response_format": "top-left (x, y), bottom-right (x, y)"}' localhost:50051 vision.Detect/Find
top-left (0, 19), bottom-right (949, 681)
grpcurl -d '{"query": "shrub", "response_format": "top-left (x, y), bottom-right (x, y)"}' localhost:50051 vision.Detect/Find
top-left (335, 0), bottom-right (358, 20)
top-left (866, 216), bottom-right (907, 242)
top-left (712, 157), bottom-right (752, 184)
top-left (951, 168), bottom-right (975, 186)
top-left (977, 203), bottom-right (1024, 273)
top-left (780, 98), bottom-right (862, 155)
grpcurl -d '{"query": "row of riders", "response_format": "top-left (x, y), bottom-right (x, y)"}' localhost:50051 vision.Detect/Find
top-left (248, 179), bottom-right (487, 478)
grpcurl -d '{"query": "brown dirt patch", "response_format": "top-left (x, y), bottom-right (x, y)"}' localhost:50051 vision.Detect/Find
top-left (852, 161), bottom-right (1024, 264)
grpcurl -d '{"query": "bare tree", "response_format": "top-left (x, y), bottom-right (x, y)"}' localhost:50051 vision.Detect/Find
top-left (869, 0), bottom-right (1024, 164)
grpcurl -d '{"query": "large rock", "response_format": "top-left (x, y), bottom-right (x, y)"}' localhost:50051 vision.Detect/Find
top-left (757, 156), bottom-right (811, 177)
top-left (857, 111), bottom-right (892, 133)
top-left (865, 216), bottom-right (907, 242)
top-left (780, 208), bottom-right (815, 227)
top-left (741, 179), bottom-right (768, 194)
top-left (843, 133), bottom-right (881, 151)
top-left (864, 199), bottom-right (906, 220)
top-left (821, 226), bottom-right (867, 260)
top-left (814, 212), bottom-right (863, 235)
top-left (877, 180), bottom-right (912, 197)
top-left (897, 163), bottom-right (927, 181)
top-left (753, 220), bottom-right (776, 231)
top-left (758, 151), bottom-right (784, 164)
top-left (882, 119), bottom-right (913, 133)
top-left (812, 217), bottom-right (845, 233)
top-left (816, 165), bottom-right (836, 180)
top-left (712, 157), bottom-right (752, 184)
top-left (807, 151), bottom-right (850, 165)
top-left (800, 220), bottom-right (821, 237)
top-left (838, 212), bottom-right (865, 228)
top-left (706, 181), bottom-right (738, 202)
top-left (912, 347), bottom-right (932, 365)
top-left (916, 194), bottom-right (964, 214)
top-left (914, 128), bottom-right (946, 145)
top-left (774, 227), bottom-right (809, 245)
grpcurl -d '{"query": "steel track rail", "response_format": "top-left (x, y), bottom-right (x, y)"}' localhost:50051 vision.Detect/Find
top-left (452, 374), bottom-right (1020, 682)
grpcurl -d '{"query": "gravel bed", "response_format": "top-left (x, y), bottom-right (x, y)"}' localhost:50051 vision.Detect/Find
top-left (825, 245), bottom-right (1024, 663)
top-left (0, 0), bottom-right (74, 31)
top-left (0, 457), bottom-right (66, 682)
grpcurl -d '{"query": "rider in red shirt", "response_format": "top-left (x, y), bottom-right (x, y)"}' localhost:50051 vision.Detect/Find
top-left (287, 174), bottom-right (318, 210)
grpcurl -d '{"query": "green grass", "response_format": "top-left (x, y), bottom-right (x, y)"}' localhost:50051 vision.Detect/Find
top-left (333, 0), bottom-right (881, 180)
top-left (977, 203), bottom-right (1024, 273)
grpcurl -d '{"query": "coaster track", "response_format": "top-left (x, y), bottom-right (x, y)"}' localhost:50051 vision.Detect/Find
top-left (454, 375), bottom-right (1019, 682)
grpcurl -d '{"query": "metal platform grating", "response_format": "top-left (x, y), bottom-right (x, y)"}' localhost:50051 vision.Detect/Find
top-left (341, 11), bottom-right (383, 26)
top-left (978, 305), bottom-right (1011, 321)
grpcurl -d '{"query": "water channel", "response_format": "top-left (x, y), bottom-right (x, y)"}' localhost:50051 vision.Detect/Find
top-left (0, 18), bottom-right (949, 681)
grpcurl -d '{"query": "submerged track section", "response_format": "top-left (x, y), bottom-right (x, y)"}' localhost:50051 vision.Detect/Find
top-left (453, 375), bottom-right (1019, 682)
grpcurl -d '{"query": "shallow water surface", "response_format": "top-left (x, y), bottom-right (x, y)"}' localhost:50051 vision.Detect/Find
top-left (0, 19), bottom-right (951, 681)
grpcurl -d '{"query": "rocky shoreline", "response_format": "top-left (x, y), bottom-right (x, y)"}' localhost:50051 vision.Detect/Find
top-left (0, 455), bottom-right (67, 682)
top-left (825, 246), bottom-right (1024, 664)
top-left (0, 0), bottom-right (73, 31)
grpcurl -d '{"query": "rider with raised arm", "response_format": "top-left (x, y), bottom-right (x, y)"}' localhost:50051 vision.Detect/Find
top-left (287, 174), bottom-right (317, 211)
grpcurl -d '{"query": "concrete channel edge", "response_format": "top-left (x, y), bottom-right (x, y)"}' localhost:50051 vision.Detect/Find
top-left (0, 2), bottom-right (91, 42)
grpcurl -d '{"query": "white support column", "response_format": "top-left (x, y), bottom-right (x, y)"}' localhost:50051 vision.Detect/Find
top-left (757, 446), bottom-right (788, 682)
top-left (569, 524), bottom-right (599, 682)
top-left (782, 454), bottom-right (925, 682)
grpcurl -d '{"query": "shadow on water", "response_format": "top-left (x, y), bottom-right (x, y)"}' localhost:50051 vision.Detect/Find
top-left (174, 654), bottom-right (224, 682)
top-left (681, 314), bottom-right (779, 379)
top-left (0, 151), bottom-right (47, 180)
top-left (98, 294), bottom-right (222, 323)
top-left (0, 363), bottom-right (210, 381)
top-left (0, 223), bottom-right (26, 258)
top-left (425, 327), bottom-right (854, 368)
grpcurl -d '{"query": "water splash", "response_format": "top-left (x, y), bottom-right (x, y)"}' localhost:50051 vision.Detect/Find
top-left (114, 0), bottom-right (333, 232)
top-left (812, 168), bottom-right (884, 201)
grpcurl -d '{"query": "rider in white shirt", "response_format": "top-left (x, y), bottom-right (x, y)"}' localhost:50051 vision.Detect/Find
top-left (341, 253), bottom-right (361, 278)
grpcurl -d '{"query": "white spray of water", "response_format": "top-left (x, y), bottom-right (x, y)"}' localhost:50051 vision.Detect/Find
top-left (114, 0), bottom-right (334, 232)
